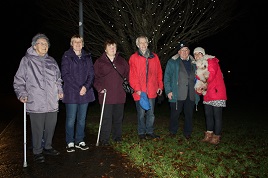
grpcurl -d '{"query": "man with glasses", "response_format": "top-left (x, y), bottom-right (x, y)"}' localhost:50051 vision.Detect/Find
top-left (164, 42), bottom-right (200, 140)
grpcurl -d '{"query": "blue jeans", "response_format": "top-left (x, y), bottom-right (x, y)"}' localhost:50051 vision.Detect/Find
top-left (135, 98), bottom-right (155, 135)
top-left (204, 104), bottom-right (223, 135)
top-left (65, 103), bottom-right (89, 144)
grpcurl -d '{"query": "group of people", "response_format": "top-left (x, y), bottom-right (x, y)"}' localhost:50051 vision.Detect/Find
top-left (13, 33), bottom-right (226, 163)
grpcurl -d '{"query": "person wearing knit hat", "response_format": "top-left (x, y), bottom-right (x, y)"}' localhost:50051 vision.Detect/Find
top-left (164, 41), bottom-right (200, 140)
top-left (193, 47), bottom-right (227, 145)
top-left (193, 47), bottom-right (205, 55)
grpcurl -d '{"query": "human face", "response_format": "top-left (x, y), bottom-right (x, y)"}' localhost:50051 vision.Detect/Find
top-left (105, 43), bottom-right (117, 57)
top-left (137, 38), bottom-right (148, 53)
top-left (194, 52), bottom-right (203, 60)
top-left (71, 38), bottom-right (83, 52)
top-left (34, 38), bottom-right (49, 56)
top-left (178, 47), bottom-right (190, 60)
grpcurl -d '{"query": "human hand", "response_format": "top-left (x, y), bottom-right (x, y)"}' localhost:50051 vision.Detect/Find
top-left (196, 87), bottom-right (203, 94)
top-left (19, 97), bottom-right (28, 103)
top-left (80, 86), bottom-right (87, 96)
top-left (100, 89), bottom-right (107, 93)
top-left (167, 92), bottom-right (172, 100)
top-left (157, 89), bottom-right (162, 96)
top-left (58, 93), bottom-right (64, 100)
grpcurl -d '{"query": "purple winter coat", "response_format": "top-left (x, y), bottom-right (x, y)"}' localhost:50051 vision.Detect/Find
top-left (61, 48), bottom-right (95, 104)
top-left (13, 47), bottom-right (63, 113)
top-left (93, 52), bottom-right (129, 104)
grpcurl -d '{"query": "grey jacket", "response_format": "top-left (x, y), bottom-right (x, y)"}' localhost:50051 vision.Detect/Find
top-left (13, 47), bottom-right (63, 113)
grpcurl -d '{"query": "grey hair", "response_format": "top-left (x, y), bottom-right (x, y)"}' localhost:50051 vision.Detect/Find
top-left (31, 33), bottom-right (50, 48)
top-left (135, 36), bottom-right (149, 47)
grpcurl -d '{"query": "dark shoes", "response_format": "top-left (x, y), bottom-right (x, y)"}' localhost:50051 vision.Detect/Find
top-left (35, 148), bottom-right (59, 163)
top-left (146, 133), bottom-right (160, 139)
top-left (43, 148), bottom-right (60, 155)
top-left (114, 138), bottom-right (122, 143)
top-left (185, 135), bottom-right (191, 140)
top-left (138, 134), bottom-right (146, 140)
top-left (34, 153), bottom-right (45, 163)
top-left (100, 140), bottom-right (110, 146)
top-left (168, 133), bottom-right (176, 138)
top-left (139, 133), bottom-right (160, 140)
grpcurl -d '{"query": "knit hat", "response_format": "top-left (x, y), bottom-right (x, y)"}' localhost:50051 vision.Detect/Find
top-left (177, 41), bottom-right (189, 50)
top-left (193, 47), bottom-right (205, 55)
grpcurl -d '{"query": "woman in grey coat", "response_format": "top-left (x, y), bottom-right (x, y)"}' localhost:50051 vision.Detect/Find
top-left (13, 33), bottom-right (63, 163)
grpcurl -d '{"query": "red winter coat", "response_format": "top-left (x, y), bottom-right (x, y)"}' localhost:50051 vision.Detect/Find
top-left (202, 55), bottom-right (227, 102)
top-left (129, 51), bottom-right (163, 101)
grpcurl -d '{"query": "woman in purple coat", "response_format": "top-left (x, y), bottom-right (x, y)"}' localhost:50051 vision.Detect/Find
top-left (93, 39), bottom-right (129, 146)
top-left (61, 35), bottom-right (95, 152)
top-left (14, 33), bottom-right (63, 163)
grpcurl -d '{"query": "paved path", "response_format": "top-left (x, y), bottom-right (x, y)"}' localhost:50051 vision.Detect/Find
top-left (0, 94), bottom-right (147, 178)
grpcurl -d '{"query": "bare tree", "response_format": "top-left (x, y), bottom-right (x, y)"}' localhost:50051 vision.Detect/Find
top-left (37, 0), bottom-right (243, 65)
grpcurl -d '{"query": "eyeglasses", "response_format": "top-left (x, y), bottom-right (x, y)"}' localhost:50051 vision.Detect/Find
top-left (194, 52), bottom-right (202, 56)
top-left (36, 42), bottom-right (49, 47)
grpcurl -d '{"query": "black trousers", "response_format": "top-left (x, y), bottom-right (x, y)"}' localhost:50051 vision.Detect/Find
top-left (100, 104), bottom-right (124, 141)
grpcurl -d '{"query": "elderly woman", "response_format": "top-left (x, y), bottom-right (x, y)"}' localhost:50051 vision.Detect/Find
top-left (93, 39), bottom-right (129, 146)
top-left (14, 33), bottom-right (63, 163)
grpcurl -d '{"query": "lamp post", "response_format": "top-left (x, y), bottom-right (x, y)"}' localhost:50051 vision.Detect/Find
top-left (79, 0), bottom-right (83, 38)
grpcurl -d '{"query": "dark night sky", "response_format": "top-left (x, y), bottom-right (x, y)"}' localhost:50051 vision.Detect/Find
top-left (3, 1), bottom-right (266, 98)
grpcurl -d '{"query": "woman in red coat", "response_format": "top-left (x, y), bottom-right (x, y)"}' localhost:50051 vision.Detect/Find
top-left (193, 47), bottom-right (227, 145)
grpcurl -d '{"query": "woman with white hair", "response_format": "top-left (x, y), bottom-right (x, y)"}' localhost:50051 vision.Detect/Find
top-left (14, 33), bottom-right (63, 163)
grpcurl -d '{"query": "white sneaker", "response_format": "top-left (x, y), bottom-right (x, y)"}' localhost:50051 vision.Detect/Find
top-left (66, 142), bottom-right (75, 153)
top-left (75, 142), bottom-right (89, 150)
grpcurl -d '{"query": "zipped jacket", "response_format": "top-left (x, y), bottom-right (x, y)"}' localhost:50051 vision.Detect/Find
top-left (129, 51), bottom-right (163, 101)
top-left (164, 54), bottom-right (200, 105)
top-left (61, 48), bottom-right (95, 104)
top-left (13, 47), bottom-right (63, 113)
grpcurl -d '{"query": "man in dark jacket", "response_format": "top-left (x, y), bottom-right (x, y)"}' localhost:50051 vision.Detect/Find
top-left (164, 42), bottom-right (200, 140)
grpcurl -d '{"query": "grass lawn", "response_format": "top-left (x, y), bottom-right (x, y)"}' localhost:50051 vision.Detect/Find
top-left (87, 95), bottom-right (268, 177)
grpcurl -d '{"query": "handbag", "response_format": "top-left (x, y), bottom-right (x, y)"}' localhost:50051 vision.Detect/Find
top-left (107, 56), bottom-right (134, 94)
top-left (122, 78), bottom-right (134, 94)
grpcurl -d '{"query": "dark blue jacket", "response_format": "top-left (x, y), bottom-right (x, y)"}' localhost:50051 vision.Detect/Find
top-left (61, 48), bottom-right (95, 104)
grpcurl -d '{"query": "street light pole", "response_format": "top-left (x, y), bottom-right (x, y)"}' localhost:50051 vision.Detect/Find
top-left (79, 0), bottom-right (83, 38)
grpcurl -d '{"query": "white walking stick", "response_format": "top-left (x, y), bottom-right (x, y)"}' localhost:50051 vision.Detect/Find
top-left (96, 89), bottom-right (107, 146)
top-left (23, 102), bottom-right (27, 167)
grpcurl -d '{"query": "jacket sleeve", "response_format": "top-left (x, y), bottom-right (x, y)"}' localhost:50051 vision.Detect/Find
top-left (83, 55), bottom-right (95, 90)
top-left (129, 55), bottom-right (140, 92)
top-left (156, 55), bottom-right (164, 90)
top-left (164, 60), bottom-right (172, 96)
top-left (93, 60), bottom-right (103, 92)
top-left (61, 54), bottom-right (80, 91)
top-left (54, 61), bottom-right (63, 94)
top-left (207, 58), bottom-right (218, 84)
top-left (13, 57), bottom-right (28, 100)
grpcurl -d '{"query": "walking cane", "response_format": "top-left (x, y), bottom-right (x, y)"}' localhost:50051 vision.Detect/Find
top-left (96, 89), bottom-right (107, 146)
top-left (23, 102), bottom-right (27, 167)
